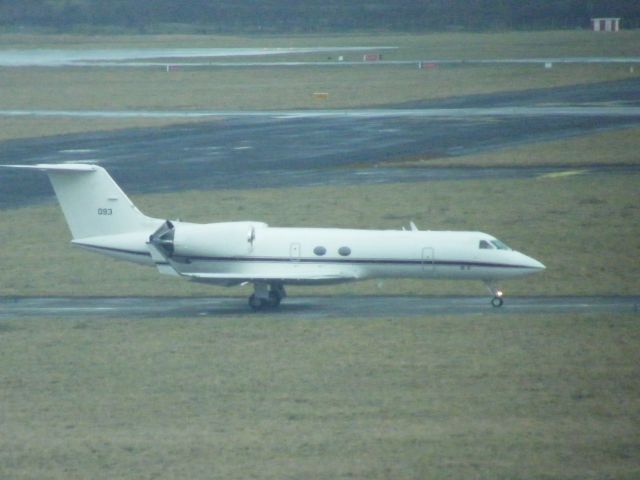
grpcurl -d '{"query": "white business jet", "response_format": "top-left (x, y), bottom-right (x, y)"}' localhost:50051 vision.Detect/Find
top-left (5, 164), bottom-right (544, 309)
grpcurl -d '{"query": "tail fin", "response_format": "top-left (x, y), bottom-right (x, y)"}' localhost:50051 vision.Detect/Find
top-left (5, 164), bottom-right (160, 239)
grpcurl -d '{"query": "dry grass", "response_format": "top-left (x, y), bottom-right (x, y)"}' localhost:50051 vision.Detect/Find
top-left (0, 312), bottom-right (638, 479)
top-left (0, 64), bottom-right (633, 113)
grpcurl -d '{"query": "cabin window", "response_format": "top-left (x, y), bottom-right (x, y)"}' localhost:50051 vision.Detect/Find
top-left (338, 246), bottom-right (351, 257)
top-left (314, 246), bottom-right (327, 256)
top-left (491, 240), bottom-right (511, 250)
top-left (479, 240), bottom-right (493, 249)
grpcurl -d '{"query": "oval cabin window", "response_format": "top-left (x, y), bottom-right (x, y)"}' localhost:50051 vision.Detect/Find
top-left (338, 246), bottom-right (351, 257)
top-left (314, 246), bottom-right (327, 256)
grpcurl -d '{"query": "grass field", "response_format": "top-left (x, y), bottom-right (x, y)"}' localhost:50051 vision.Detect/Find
top-left (1, 312), bottom-right (638, 479)
top-left (0, 64), bottom-right (634, 113)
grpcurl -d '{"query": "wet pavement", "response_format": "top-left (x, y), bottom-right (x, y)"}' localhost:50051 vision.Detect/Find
top-left (1, 78), bottom-right (639, 208)
top-left (1, 295), bottom-right (638, 319)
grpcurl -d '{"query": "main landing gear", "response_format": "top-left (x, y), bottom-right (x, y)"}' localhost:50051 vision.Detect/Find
top-left (248, 282), bottom-right (287, 311)
top-left (484, 281), bottom-right (504, 308)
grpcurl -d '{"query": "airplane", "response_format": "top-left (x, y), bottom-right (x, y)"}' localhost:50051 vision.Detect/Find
top-left (4, 163), bottom-right (545, 310)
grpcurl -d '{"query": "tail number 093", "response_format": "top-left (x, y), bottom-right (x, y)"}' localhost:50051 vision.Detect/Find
top-left (98, 208), bottom-right (113, 216)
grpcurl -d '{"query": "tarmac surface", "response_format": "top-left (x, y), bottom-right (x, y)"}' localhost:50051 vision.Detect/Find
top-left (1, 78), bottom-right (639, 208)
top-left (1, 295), bottom-right (638, 319)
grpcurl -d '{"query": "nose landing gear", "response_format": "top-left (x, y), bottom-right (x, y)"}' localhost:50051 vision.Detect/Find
top-left (485, 282), bottom-right (504, 308)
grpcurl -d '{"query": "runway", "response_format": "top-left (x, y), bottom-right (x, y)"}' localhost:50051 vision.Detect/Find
top-left (1, 295), bottom-right (638, 319)
top-left (1, 77), bottom-right (639, 209)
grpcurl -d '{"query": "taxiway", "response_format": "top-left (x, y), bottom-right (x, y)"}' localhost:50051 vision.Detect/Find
top-left (1, 296), bottom-right (638, 319)
top-left (1, 78), bottom-right (639, 208)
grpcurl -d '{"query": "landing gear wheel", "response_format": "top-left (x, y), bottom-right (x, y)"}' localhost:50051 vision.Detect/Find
top-left (267, 290), bottom-right (282, 308)
top-left (249, 294), bottom-right (265, 311)
top-left (249, 283), bottom-right (286, 311)
top-left (491, 296), bottom-right (504, 308)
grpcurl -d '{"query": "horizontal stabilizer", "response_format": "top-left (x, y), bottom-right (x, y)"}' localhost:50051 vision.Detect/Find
top-left (1, 163), bottom-right (96, 172)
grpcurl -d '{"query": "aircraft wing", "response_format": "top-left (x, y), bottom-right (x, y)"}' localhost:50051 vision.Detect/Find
top-left (146, 229), bottom-right (358, 286)
top-left (179, 272), bottom-right (358, 286)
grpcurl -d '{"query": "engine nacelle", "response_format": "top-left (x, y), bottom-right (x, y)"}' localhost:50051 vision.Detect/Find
top-left (149, 220), bottom-right (268, 259)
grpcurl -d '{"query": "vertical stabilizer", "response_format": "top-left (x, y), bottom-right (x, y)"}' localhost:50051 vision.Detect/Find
top-left (5, 164), bottom-right (161, 239)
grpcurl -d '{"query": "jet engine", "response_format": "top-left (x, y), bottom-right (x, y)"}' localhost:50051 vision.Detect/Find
top-left (149, 219), bottom-right (268, 260)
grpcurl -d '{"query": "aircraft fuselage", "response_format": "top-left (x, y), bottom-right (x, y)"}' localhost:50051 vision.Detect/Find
top-left (73, 220), bottom-right (544, 286)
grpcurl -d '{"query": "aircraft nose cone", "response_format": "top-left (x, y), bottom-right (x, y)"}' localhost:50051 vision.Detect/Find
top-left (527, 256), bottom-right (546, 270)
top-left (515, 251), bottom-right (545, 271)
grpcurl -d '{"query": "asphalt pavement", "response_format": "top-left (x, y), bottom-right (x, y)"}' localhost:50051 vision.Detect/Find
top-left (1, 78), bottom-right (639, 209)
top-left (1, 295), bottom-right (638, 319)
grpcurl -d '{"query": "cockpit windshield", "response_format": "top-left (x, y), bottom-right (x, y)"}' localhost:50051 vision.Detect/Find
top-left (490, 239), bottom-right (511, 250)
top-left (479, 239), bottom-right (511, 250)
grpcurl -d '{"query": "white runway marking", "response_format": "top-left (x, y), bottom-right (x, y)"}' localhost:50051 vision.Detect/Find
top-left (1, 107), bottom-right (639, 119)
top-left (59, 149), bottom-right (96, 154)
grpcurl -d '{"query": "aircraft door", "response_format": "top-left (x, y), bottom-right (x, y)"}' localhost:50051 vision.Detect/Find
top-left (290, 243), bottom-right (301, 262)
top-left (422, 247), bottom-right (434, 272)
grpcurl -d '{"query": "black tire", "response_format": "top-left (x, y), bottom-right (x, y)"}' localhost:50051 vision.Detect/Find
top-left (267, 291), bottom-right (282, 308)
top-left (491, 296), bottom-right (504, 308)
top-left (249, 294), bottom-right (265, 311)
